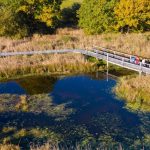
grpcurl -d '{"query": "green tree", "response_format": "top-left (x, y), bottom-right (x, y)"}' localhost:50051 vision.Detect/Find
top-left (18, 0), bottom-right (61, 29)
top-left (78, 0), bottom-right (117, 34)
top-left (0, 0), bottom-right (62, 38)
top-left (114, 0), bottom-right (150, 32)
top-left (0, 0), bottom-right (28, 38)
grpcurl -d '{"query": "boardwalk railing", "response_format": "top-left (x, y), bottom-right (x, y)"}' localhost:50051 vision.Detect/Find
top-left (0, 48), bottom-right (150, 74)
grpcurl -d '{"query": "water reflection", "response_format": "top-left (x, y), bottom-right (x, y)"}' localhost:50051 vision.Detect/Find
top-left (0, 82), bottom-right (26, 94)
top-left (0, 76), bottom-right (58, 95)
top-left (0, 73), bottom-right (150, 149)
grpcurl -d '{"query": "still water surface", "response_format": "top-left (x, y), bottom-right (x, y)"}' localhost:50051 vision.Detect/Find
top-left (0, 73), bottom-right (150, 149)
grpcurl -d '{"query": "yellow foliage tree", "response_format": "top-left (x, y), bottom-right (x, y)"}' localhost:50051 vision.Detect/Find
top-left (36, 6), bottom-right (54, 27)
top-left (18, 0), bottom-right (60, 27)
top-left (114, 0), bottom-right (150, 32)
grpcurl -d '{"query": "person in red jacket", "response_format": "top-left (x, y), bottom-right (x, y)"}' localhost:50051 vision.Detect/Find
top-left (135, 56), bottom-right (140, 65)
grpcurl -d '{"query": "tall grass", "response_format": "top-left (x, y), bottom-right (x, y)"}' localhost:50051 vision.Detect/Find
top-left (0, 28), bottom-right (149, 58)
top-left (0, 53), bottom-right (101, 79)
top-left (0, 144), bottom-right (20, 150)
top-left (114, 75), bottom-right (150, 112)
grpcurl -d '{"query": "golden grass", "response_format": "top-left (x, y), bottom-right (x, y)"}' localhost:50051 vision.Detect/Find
top-left (0, 144), bottom-right (20, 150)
top-left (114, 75), bottom-right (150, 112)
top-left (0, 28), bottom-right (150, 58)
top-left (0, 53), bottom-right (100, 79)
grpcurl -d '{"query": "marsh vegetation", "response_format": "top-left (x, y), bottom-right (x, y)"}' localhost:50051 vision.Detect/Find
top-left (114, 75), bottom-right (150, 112)
top-left (0, 53), bottom-right (106, 79)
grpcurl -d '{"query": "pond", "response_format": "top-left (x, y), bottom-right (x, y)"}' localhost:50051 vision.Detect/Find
top-left (0, 72), bottom-right (150, 149)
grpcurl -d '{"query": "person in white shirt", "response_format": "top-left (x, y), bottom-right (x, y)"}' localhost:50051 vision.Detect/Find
top-left (142, 59), bottom-right (146, 66)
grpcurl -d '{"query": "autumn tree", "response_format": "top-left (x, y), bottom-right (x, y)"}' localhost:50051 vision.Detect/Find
top-left (78, 0), bottom-right (117, 34)
top-left (114, 0), bottom-right (150, 32)
top-left (0, 0), bottom-right (62, 38)
top-left (0, 0), bottom-right (29, 38)
top-left (18, 0), bottom-right (61, 33)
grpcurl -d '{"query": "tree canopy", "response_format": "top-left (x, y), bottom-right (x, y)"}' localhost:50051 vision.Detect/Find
top-left (0, 0), bottom-right (61, 38)
top-left (114, 0), bottom-right (150, 32)
top-left (78, 0), bottom-right (150, 34)
top-left (0, 0), bottom-right (149, 38)
top-left (19, 0), bottom-right (61, 27)
top-left (78, 0), bottom-right (117, 34)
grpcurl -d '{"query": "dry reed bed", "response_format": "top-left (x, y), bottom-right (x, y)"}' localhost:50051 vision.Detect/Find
top-left (0, 53), bottom-right (99, 79)
top-left (114, 75), bottom-right (150, 112)
top-left (0, 144), bottom-right (20, 150)
top-left (0, 28), bottom-right (150, 58)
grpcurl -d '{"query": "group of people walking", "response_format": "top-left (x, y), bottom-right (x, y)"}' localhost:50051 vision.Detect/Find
top-left (130, 55), bottom-right (148, 67)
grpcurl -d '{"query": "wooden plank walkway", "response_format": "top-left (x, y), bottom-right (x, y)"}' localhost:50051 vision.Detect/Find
top-left (0, 48), bottom-right (150, 74)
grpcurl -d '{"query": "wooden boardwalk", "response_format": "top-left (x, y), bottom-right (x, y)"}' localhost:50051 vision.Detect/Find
top-left (0, 48), bottom-right (150, 74)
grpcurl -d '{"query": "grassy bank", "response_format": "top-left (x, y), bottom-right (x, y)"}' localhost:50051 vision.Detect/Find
top-left (0, 28), bottom-right (150, 58)
top-left (0, 53), bottom-right (105, 79)
top-left (114, 75), bottom-right (150, 112)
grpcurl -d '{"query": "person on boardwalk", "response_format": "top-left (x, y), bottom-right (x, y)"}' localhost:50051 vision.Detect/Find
top-left (135, 56), bottom-right (140, 65)
top-left (142, 59), bottom-right (146, 66)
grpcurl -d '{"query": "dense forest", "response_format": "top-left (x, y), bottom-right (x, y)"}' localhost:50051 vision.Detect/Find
top-left (0, 0), bottom-right (149, 38)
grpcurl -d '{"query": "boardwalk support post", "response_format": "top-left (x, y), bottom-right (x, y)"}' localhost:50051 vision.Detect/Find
top-left (122, 58), bottom-right (124, 65)
top-left (107, 53), bottom-right (109, 69)
top-left (106, 52), bottom-right (109, 82)
top-left (139, 62), bottom-right (142, 75)
top-left (107, 68), bottom-right (109, 82)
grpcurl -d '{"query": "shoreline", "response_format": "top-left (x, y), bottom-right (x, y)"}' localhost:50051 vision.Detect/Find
top-left (114, 75), bottom-right (150, 112)
top-left (0, 53), bottom-right (105, 80)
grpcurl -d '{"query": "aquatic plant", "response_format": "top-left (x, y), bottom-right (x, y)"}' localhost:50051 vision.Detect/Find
top-left (0, 94), bottom-right (74, 118)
